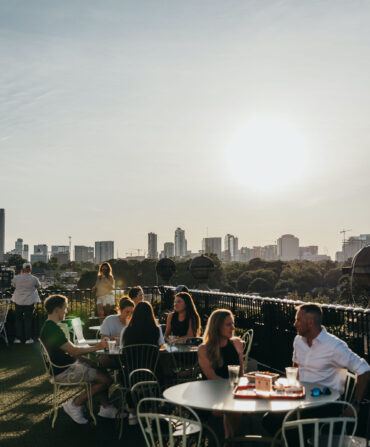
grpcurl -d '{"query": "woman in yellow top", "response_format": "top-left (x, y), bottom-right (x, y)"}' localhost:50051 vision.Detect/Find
top-left (92, 262), bottom-right (115, 322)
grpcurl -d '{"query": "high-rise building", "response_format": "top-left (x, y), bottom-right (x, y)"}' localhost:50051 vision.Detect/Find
top-left (51, 246), bottom-right (70, 265)
top-left (239, 247), bottom-right (254, 262)
top-left (262, 244), bottom-right (277, 261)
top-left (277, 234), bottom-right (299, 261)
top-left (163, 242), bottom-right (175, 258)
top-left (31, 244), bottom-right (48, 263)
top-left (202, 237), bottom-right (222, 259)
top-left (23, 244), bottom-right (29, 261)
top-left (74, 245), bottom-right (94, 263)
top-left (174, 228), bottom-right (187, 258)
top-left (224, 234), bottom-right (239, 261)
top-left (95, 241), bottom-right (114, 264)
top-left (147, 233), bottom-right (158, 259)
top-left (15, 238), bottom-right (23, 256)
top-left (0, 209), bottom-right (4, 262)
top-left (299, 246), bottom-right (318, 260)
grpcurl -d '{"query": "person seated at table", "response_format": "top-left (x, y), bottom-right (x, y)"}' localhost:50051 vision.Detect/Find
top-left (92, 262), bottom-right (115, 323)
top-left (40, 294), bottom-right (117, 424)
top-left (198, 309), bottom-right (244, 439)
top-left (100, 297), bottom-right (134, 341)
top-left (121, 301), bottom-right (165, 347)
top-left (128, 285), bottom-right (144, 306)
top-left (164, 292), bottom-right (201, 340)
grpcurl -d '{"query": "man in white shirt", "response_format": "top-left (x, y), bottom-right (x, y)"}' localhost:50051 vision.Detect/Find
top-left (11, 263), bottom-right (41, 344)
top-left (293, 303), bottom-right (370, 413)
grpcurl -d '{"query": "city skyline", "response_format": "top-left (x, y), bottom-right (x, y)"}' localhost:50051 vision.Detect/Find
top-left (2, 2), bottom-right (370, 260)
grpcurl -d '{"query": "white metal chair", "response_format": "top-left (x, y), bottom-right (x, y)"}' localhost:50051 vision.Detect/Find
top-left (282, 401), bottom-right (357, 447)
top-left (242, 329), bottom-right (254, 370)
top-left (0, 299), bottom-right (10, 345)
top-left (343, 370), bottom-right (357, 402)
top-left (167, 338), bottom-right (201, 385)
top-left (137, 397), bottom-right (202, 447)
top-left (39, 339), bottom-right (96, 427)
top-left (71, 317), bottom-right (100, 346)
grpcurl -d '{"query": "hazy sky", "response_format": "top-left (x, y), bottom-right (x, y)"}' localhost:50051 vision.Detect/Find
top-left (1, 0), bottom-right (370, 258)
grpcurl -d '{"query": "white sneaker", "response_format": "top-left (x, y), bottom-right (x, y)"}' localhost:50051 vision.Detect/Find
top-left (63, 400), bottom-right (88, 424)
top-left (98, 405), bottom-right (118, 419)
top-left (13, 338), bottom-right (21, 344)
top-left (128, 412), bottom-right (138, 425)
top-left (25, 339), bottom-right (34, 344)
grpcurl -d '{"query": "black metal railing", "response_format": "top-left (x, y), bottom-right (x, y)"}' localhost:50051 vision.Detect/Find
top-left (2, 286), bottom-right (369, 372)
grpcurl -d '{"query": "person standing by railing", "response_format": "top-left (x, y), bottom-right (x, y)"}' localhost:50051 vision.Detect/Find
top-left (92, 262), bottom-right (115, 323)
top-left (11, 262), bottom-right (41, 344)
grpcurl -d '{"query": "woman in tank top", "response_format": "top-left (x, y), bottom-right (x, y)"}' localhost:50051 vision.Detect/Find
top-left (164, 292), bottom-right (201, 340)
top-left (198, 309), bottom-right (244, 438)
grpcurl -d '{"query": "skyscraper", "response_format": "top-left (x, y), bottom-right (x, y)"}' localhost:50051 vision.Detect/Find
top-left (15, 238), bottom-right (23, 256)
top-left (95, 241), bottom-right (114, 264)
top-left (51, 246), bottom-right (70, 264)
top-left (23, 244), bottom-right (29, 261)
top-left (174, 228), bottom-right (187, 258)
top-left (277, 234), bottom-right (299, 261)
top-left (224, 234), bottom-right (239, 261)
top-left (74, 245), bottom-right (94, 263)
top-left (147, 232), bottom-right (158, 259)
top-left (163, 242), bottom-right (175, 258)
top-left (0, 209), bottom-right (4, 262)
top-left (202, 237), bottom-right (222, 259)
top-left (31, 244), bottom-right (48, 263)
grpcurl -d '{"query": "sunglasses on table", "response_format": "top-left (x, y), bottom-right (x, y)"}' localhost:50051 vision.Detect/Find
top-left (311, 386), bottom-right (331, 397)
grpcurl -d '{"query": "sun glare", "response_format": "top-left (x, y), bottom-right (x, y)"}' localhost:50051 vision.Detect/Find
top-left (227, 117), bottom-right (308, 193)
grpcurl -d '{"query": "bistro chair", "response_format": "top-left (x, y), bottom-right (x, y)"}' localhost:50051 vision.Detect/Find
top-left (167, 338), bottom-right (201, 385)
top-left (343, 371), bottom-right (357, 402)
top-left (281, 401), bottom-right (357, 447)
top-left (71, 317), bottom-right (100, 346)
top-left (137, 398), bottom-right (202, 447)
top-left (119, 344), bottom-right (160, 388)
top-left (0, 299), bottom-right (10, 345)
top-left (241, 329), bottom-right (254, 371)
top-left (39, 339), bottom-right (96, 428)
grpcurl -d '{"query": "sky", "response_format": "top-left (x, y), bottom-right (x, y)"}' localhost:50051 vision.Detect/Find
top-left (1, 0), bottom-right (370, 258)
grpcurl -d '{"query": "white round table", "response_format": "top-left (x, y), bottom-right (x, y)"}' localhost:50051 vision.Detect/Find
top-left (163, 379), bottom-right (340, 413)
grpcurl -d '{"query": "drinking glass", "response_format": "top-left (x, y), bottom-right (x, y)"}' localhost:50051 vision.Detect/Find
top-left (285, 367), bottom-right (298, 386)
top-left (108, 340), bottom-right (116, 353)
top-left (228, 365), bottom-right (240, 387)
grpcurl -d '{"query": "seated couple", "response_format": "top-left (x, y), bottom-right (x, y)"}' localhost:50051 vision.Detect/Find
top-left (40, 295), bottom-right (117, 424)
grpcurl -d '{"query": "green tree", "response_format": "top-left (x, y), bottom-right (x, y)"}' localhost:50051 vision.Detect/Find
top-left (248, 277), bottom-right (271, 294)
top-left (7, 254), bottom-right (26, 273)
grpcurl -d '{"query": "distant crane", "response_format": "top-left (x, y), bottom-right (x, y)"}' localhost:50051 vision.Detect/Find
top-left (340, 229), bottom-right (352, 245)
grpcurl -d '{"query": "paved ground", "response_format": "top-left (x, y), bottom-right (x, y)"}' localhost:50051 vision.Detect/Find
top-left (0, 342), bottom-right (147, 447)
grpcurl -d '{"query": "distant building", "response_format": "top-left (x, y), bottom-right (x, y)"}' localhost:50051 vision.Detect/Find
top-left (299, 246), bottom-right (319, 260)
top-left (23, 244), bottom-right (29, 261)
top-left (51, 246), bottom-right (70, 265)
top-left (262, 244), bottom-right (277, 261)
top-left (239, 247), bottom-right (254, 262)
top-left (15, 238), bottom-right (23, 256)
top-left (224, 234), bottom-right (239, 261)
top-left (277, 234), bottom-right (299, 261)
top-left (163, 242), bottom-right (175, 258)
top-left (147, 233), bottom-right (158, 259)
top-left (202, 237), bottom-right (222, 260)
top-left (0, 209), bottom-right (4, 261)
top-left (174, 228), bottom-right (187, 258)
top-left (95, 241), bottom-right (114, 264)
top-left (74, 245), bottom-right (94, 263)
top-left (31, 244), bottom-right (48, 263)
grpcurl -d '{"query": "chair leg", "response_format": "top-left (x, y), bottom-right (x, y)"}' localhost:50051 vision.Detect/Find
top-left (86, 384), bottom-right (96, 425)
top-left (51, 384), bottom-right (58, 429)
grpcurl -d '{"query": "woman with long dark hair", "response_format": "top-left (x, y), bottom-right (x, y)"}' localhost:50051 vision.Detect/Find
top-left (121, 301), bottom-right (164, 347)
top-left (92, 262), bottom-right (115, 323)
top-left (164, 292), bottom-right (201, 340)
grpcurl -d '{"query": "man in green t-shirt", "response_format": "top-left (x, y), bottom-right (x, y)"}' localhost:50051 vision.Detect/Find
top-left (40, 294), bottom-right (117, 424)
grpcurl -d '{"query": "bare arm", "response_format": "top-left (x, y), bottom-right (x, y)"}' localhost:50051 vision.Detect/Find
top-left (60, 339), bottom-right (107, 358)
top-left (231, 337), bottom-right (244, 376)
top-left (197, 344), bottom-right (223, 380)
top-left (164, 313), bottom-right (173, 339)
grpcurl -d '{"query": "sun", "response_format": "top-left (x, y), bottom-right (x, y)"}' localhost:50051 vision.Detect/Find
top-left (227, 117), bottom-right (308, 192)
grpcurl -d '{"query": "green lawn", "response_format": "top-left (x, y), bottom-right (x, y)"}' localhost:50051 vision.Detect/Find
top-left (0, 342), bottom-right (145, 447)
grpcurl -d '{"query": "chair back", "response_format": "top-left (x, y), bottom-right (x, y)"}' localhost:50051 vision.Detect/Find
top-left (0, 299), bottom-right (10, 326)
top-left (129, 368), bottom-right (159, 388)
top-left (242, 329), bottom-right (254, 369)
top-left (167, 339), bottom-right (200, 385)
top-left (120, 344), bottom-right (159, 387)
top-left (343, 371), bottom-right (357, 402)
top-left (39, 339), bottom-right (56, 382)
top-left (71, 318), bottom-right (86, 343)
top-left (282, 401), bottom-right (357, 447)
top-left (131, 380), bottom-right (161, 408)
top-left (137, 398), bottom-right (202, 447)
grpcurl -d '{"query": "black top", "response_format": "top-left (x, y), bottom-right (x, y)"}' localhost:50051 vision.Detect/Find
top-left (171, 312), bottom-right (189, 337)
top-left (214, 339), bottom-right (240, 379)
top-left (40, 320), bottom-right (75, 375)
